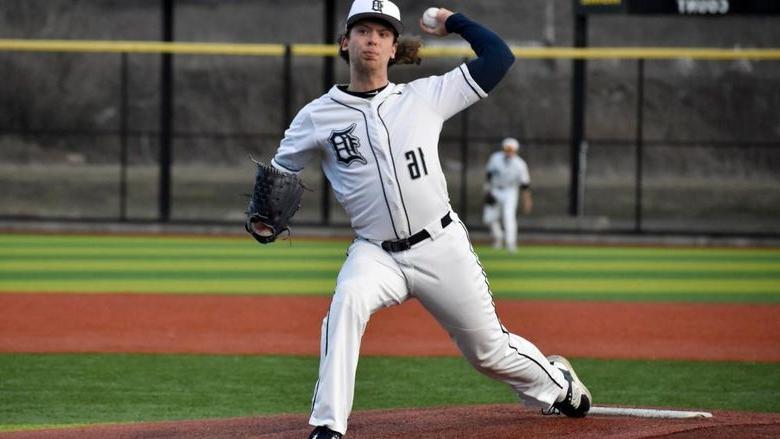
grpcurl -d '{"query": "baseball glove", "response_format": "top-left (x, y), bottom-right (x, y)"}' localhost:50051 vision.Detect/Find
top-left (484, 191), bottom-right (497, 206)
top-left (244, 158), bottom-right (305, 244)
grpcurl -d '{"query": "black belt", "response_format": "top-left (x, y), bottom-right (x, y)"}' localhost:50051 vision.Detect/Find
top-left (381, 212), bottom-right (452, 253)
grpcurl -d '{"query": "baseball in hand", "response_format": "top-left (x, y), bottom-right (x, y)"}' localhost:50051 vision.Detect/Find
top-left (422, 7), bottom-right (440, 29)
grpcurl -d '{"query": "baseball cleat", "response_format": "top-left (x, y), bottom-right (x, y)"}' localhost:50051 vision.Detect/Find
top-left (308, 425), bottom-right (343, 439)
top-left (545, 355), bottom-right (592, 418)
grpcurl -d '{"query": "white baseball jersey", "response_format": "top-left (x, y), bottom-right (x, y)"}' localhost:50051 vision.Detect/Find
top-left (486, 151), bottom-right (530, 190)
top-left (272, 63), bottom-right (486, 241)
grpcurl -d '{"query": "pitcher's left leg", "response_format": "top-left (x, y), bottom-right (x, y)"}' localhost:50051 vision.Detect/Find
top-left (407, 221), bottom-right (565, 409)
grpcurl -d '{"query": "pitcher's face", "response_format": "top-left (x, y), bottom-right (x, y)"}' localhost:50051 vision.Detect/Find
top-left (342, 20), bottom-right (397, 72)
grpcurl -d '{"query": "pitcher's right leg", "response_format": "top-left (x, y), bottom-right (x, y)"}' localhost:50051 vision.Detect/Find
top-left (309, 239), bottom-right (409, 435)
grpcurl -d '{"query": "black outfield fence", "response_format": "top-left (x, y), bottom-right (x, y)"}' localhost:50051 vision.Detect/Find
top-left (0, 41), bottom-right (779, 237)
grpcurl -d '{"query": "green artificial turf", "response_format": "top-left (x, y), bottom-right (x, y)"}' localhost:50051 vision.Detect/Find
top-left (1, 234), bottom-right (779, 302)
top-left (0, 354), bottom-right (778, 431)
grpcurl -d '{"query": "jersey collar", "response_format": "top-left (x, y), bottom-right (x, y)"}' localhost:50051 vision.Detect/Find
top-left (329, 82), bottom-right (398, 105)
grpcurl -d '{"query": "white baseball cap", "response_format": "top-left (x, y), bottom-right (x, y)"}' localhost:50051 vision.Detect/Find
top-left (346, 0), bottom-right (403, 35)
top-left (502, 137), bottom-right (520, 151)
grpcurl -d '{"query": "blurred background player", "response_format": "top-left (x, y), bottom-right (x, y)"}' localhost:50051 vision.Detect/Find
top-left (483, 137), bottom-right (532, 252)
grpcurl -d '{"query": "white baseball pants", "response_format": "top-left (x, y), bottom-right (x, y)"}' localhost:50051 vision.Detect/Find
top-left (308, 214), bottom-right (567, 434)
top-left (485, 187), bottom-right (519, 251)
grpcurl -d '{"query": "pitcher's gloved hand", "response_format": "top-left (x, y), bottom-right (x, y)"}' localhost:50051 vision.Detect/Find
top-left (244, 158), bottom-right (304, 244)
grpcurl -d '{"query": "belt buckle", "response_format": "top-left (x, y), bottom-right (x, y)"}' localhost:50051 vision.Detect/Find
top-left (381, 239), bottom-right (410, 252)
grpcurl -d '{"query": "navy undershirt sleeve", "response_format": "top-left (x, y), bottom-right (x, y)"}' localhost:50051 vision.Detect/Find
top-left (445, 13), bottom-right (515, 93)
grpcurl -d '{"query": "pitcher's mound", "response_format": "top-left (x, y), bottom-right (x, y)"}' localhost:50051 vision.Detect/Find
top-left (4, 404), bottom-right (779, 438)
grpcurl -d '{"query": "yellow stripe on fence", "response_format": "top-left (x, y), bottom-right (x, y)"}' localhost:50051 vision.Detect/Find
top-left (0, 39), bottom-right (286, 56)
top-left (1, 39), bottom-right (779, 60)
top-left (512, 47), bottom-right (780, 60)
top-left (291, 44), bottom-right (338, 56)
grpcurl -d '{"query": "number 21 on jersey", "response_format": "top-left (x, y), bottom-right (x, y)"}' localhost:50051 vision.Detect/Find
top-left (405, 147), bottom-right (428, 180)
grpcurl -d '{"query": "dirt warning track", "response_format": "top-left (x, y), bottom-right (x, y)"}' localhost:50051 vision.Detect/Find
top-left (1, 293), bottom-right (778, 361)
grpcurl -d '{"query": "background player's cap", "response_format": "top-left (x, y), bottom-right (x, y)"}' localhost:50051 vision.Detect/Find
top-left (502, 137), bottom-right (520, 151)
top-left (346, 0), bottom-right (403, 35)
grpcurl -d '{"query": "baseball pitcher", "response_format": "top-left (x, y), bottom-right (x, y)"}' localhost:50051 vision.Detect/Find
top-left (247, 1), bottom-right (591, 437)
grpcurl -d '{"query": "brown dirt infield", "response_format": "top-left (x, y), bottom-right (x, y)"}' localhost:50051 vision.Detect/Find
top-left (3, 406), bottom-right (779, 438)
top-left (1, 293), bottom-right (778, 437)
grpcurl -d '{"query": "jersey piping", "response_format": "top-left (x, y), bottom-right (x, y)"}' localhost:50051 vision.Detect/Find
top-left (330, 96), bottom-right (400, 239)
top-left (458, 64), bottom-right (483, 100)
top-left (377, 96), bottom-right (412, 235)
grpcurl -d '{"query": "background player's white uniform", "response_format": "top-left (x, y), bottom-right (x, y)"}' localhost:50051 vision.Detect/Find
top-left (483, 144), bottom-right (531, 251)
top-left (271, 6), bottom-right (576, 436)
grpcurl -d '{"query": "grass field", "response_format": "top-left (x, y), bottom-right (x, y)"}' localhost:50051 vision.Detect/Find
top-left (1, 355), bottom-right (777, 432)
top-left (1, 234), bottom-right (779, 301)
top-left (1, 234), bottom-right (779, 432)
